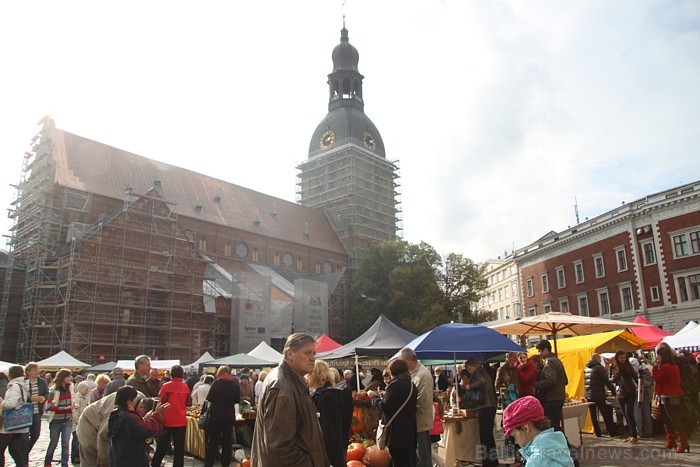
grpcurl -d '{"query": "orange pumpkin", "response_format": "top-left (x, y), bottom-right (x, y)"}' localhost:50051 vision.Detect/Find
top-left (346, 442), bottom-right (366, 462)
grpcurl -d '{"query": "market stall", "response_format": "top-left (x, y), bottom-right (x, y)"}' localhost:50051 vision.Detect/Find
top-left (36, 350), bottom-right (90, 372)
top-left (526, 330), bottom-right (646, 434)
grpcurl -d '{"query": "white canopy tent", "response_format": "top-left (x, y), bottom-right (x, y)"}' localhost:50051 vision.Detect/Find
top-left (662, 324), bottom-right (700, 352)
top-left (183, 352), bottom-right (215, 372)
top-left (0, 360), bottom-right (17, 372)
top-left (247, 341), bottom-right (283, 363)
top-left (36, 351), bottom-right (90, 372)
top-left (676, 321), bottom-right (698, 335)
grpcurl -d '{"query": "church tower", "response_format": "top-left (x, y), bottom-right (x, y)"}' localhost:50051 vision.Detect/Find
top-left (297, 26), bottom-right (400, 267)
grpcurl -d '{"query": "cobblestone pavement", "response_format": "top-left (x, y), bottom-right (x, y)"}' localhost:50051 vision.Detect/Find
top-left (7, 418), bottom-right (700, 466)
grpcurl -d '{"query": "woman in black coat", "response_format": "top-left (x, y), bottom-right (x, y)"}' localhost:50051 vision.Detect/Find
top-left (107, 386), bottom-right (167, 467)
top-left (372, 359), bottom-right (418, 467)
top-left (309, 361), bottom-right (347, 467)
top-left (204, 365), bottom-right (241, 467)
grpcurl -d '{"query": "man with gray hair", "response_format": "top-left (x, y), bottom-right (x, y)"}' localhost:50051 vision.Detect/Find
top-left (399, 347), bottom-right (434, 467)
top-left (126, 355), bottom-right (153, 396)
top-left (251, 333), bottom-right (328, 467)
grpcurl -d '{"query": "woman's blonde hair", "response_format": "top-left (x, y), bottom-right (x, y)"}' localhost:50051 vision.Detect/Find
top-left (328, 367), bottom-right (341, 385)
top-left (216, 365), bottom-right (232, 378)
top-left (308, 360), bottom-right (332, 389)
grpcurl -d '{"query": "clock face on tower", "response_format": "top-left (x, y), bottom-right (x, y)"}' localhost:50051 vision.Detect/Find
top-left (363, 131), bottom-right (376, 150)
top-left (320, 130), bottom-right (335, 149)
top-left (282, 253), bottom-right (293, 267)
top-left (235, 242), bottom-right (248, 258)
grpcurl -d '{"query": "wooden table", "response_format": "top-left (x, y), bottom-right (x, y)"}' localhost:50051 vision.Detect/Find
top-left (441, 415), bottom-right (480, 466)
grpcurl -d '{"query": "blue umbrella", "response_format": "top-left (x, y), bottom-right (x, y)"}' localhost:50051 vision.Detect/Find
top-left (390, 322), bottom-right (524, 361)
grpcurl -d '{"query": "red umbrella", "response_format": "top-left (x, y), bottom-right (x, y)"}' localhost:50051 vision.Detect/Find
top-left (316, 333), bottom-right (342, 353)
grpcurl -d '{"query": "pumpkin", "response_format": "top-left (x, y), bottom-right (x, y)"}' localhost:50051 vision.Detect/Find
top-left (346, 442), bottom-right (366, 462)
top-left (241, 460), bottom-right (251, 467)
top-left (364, 445), bottom-right (392, 467)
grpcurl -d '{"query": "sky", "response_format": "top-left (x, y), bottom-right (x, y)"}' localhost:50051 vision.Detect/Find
top-left (1, 0), bottom-right (698, 263)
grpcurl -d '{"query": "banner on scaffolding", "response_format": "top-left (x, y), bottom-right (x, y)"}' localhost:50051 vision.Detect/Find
top-left (293, 279), bottom-right (328, 336)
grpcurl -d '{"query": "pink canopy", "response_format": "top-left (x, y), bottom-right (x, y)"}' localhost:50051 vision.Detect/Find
top-left (630, 315), bottom-right (672, 350)
top-left (316, 333), bottom-right (342, 352)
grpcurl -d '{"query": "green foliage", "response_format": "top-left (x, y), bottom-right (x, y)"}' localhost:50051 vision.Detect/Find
top-left (350, 240), bottom-right (494, 338)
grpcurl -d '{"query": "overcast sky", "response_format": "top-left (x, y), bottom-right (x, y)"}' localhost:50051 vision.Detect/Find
top-left (1, 0), bottom-right (698, 263)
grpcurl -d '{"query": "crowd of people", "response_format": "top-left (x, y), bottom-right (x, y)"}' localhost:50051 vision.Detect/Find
top-left (0, 355), bottom-right (266, 467)
top-left (0, 334), bottom-right (698, 467)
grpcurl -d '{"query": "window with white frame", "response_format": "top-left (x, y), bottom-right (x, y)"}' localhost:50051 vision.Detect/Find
top-left (615, 247), bottom-right (628, 272)
top-left (528, 307), bottom-right (536, 317)
top-left (619, 282), bottom-right (634, 311)
top-left (505, 286), bottom-right (510, 299)
top-left (650, 286), bottom-right (660, 302)
top-left (499, 288), bottom-right (504, 301)
top-left (674, 270), bottom-right (700, 302)
top-left (541, 273), bottom-right (549, 293)
top-left (506, 305), bottom-right (511, 318)
top-left (577, 293), bottom-right (589, 316)
top-left (597, 288), bottom-right (610, 315)
top-left (514, 303), bottom-right (521, 317)
top-left (543, 302), bottom-right (552, 313)
top-left (526, 277), bottom-right (534, 297)
top-left (641, 241), bottom-right (656, 266)
top-left (556, 267), bottom-right (566, 289)
top-left (559, 297), bottom-right (569, 313)
top-left (511, 282), bottom-right (517, 296)
top-left (593, 254), bottom-right (605, 278)
top-left (574, 260), bottom-right (585, 284)
top-left (671, 228), bottom-right (700, 258)
top-left (497, 271), bottom-right (502, 282)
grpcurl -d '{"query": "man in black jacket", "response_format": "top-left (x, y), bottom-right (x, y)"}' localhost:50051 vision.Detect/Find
top-left (584, 353), bottom-right (618, 437)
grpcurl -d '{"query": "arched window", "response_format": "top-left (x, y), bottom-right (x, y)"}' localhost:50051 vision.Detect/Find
top-left (224, 243), bottom-right (232, 256)
top-left (198, 236), bottom-right (207, 252)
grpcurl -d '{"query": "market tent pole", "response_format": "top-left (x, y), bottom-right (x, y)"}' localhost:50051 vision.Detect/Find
top-left (355, 353), bottom-right (361, 392)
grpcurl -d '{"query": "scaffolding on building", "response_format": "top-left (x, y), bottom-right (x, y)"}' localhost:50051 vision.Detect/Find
top-left (6, 118), bottom-right (213, 363)
top-left (297, 147), bottom-right (402, 267)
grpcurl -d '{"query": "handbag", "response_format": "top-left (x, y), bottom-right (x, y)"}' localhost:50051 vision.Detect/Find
top-left (376, 383), bottom-right (413, 450)
top-left (198, 401), bottom-right (210, 430)
top-left (2, 384), bottom-right (34, 431)
top-left (651, 394), bottom-right (662, 420)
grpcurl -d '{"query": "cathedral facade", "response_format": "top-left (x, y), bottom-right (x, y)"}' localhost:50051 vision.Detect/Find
top-left (0, 27), bottom-right (399, 364)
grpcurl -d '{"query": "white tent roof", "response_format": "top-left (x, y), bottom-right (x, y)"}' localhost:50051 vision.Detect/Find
top-left (663, 324), bottom-right (700, 351)
top-left (247, 341), bottom-right (282, 363)
top-left (676, 321), bottom-right (698, 335)
top-left (183, 352), bottom-right (215, 371)
top-left (115, 359), bottom-right (180, 372)
top-left (37, 351), bottom-right (90, 370)
top-left (0, 360), bottom-right (17, 372)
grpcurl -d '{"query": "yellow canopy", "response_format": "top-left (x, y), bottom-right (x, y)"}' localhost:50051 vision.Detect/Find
top-left (528, 330), bottom-right (647, 433)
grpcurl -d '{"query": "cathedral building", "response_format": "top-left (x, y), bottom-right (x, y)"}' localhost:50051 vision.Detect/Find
top-left (0, 27), bottom-right (399, 364)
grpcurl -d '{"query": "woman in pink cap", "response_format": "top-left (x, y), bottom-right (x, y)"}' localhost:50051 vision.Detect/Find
top-left (502, 396), bottom-right (574, 467)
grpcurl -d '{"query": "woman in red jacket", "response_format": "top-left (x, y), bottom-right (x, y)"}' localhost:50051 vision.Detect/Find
top-left (516, 353), bottom-right (537, 397)
top-left (653, 343), bottom-right (689, 453)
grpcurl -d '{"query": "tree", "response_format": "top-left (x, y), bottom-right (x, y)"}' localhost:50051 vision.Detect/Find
top-left (351, 240), bottom-right (445, 337)
top-left (438, 253), bottom-right (495, 324)
top-left (351, 241), bottom-right (494, 338)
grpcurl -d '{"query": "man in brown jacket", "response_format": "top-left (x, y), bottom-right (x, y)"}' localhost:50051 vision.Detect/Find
top-left (251, 333), bottom-right (329, 467)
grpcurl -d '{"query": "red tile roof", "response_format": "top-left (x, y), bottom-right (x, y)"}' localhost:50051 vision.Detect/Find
top-left (51, 129), bottom-right (347, 255)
